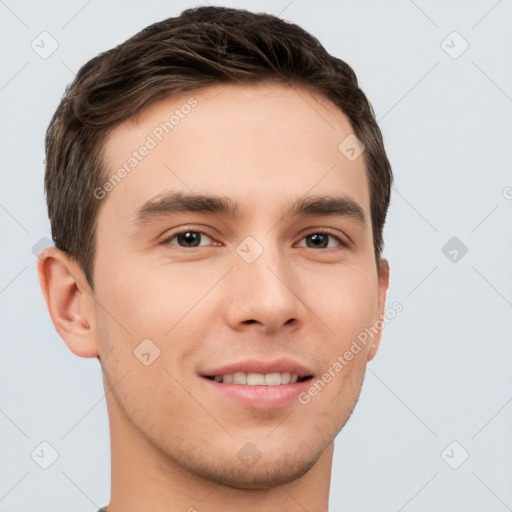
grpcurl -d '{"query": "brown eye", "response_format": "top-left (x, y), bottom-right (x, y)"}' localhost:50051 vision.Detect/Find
top-left (306, 233), bottom-right (328, 248)
top-left (165, 231), bottom-right (213, 248)
top-left (297, 232), bottom-right (345, 249)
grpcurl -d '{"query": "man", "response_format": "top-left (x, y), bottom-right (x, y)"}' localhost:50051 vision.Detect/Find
top-left (37, 5), bottom-right (392, 511)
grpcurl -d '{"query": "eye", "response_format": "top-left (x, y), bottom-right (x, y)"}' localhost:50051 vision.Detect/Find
top-left (297, 231), bottom-right (346, 249)
top-left (163, 230), bottom-right (214, 248)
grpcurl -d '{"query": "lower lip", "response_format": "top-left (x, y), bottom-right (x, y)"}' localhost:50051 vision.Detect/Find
top-left (202, 377), bottom-right (313, 409)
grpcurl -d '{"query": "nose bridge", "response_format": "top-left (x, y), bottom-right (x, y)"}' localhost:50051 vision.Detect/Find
top-left (224, 234), bottom-right (302, 333)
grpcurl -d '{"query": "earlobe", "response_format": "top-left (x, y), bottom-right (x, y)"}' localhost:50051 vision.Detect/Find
top-left (37, 247), bottom-right (98, 358)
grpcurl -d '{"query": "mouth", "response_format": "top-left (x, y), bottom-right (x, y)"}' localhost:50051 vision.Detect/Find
top-left (203, 372), bottom-right (312, 385)
top-left (199, 359), bottom-right (315, 409)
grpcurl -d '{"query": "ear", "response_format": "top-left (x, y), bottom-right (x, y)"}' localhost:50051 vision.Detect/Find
top-left (37, 247), bottom-right (98, 358)
top-left (367, 258), bottom-right (390, 361)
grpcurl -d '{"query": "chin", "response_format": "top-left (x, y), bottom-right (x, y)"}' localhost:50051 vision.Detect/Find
top-left (193, 454), bottom-right (320, 490)
top-left (166, 431), bottom-right (334, 491)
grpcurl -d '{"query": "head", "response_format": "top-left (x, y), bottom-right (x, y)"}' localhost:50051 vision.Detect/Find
top-left (39, 6), bottom-right (392, 490)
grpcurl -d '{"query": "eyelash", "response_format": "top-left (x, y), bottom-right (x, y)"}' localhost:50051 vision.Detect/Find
top-left (161, 228), bottom-right (348, 250)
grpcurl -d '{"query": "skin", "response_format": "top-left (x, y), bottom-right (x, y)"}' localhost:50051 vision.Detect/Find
top-left (38, 83), bottom-right (389, 512)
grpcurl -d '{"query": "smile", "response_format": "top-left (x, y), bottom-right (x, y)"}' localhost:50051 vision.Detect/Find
top-left (200, 359), bottom-right (316, 409)
top-left (204, 371), bottom-right (311, 385)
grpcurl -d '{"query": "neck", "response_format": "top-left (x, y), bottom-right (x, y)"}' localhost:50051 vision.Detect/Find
top-left (105, 389), bottom-right (333, 512)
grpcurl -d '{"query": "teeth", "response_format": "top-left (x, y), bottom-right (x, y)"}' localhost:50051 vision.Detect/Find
top-left (247, 372), bottom-right (265, 385)
top-left (233, 372), bottom-right (247, 384)
top-left (264, 373), bottom-right (281, 385)
top-left (210, 371), bottom-right (302, 385)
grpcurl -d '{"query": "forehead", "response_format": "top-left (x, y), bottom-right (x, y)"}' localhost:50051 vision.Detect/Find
top-left (98, 82), bottom-right (370, 232)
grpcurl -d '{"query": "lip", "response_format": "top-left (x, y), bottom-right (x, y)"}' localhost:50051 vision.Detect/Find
top-left (200, 358), bottom-right (314, 378)
top-left (199, 358), bottom-right (315, 410)
top-left (202, 377), bottom-right (313, 409)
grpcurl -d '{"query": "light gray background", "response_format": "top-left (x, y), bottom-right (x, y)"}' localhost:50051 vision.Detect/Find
top-left (1, 0), bottom-right (511, 511)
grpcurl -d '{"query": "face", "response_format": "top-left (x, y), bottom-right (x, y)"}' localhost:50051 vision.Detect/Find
top-left (92, 83), bottom-right (389, 489)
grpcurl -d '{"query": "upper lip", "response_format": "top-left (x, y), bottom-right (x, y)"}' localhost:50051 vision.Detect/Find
top-left (200, 358), bottom-right (315, 378)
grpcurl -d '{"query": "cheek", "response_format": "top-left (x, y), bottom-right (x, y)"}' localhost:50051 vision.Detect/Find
top-left (93, 258), bottom-right (210, 383)
top-left (92, 259), bottom-right (166, 390)
top-left (299, 262), bottom-right (378, 347)
top-left (94, 274), bottom-right (194, 428)
top-left (94, 256), bottom-right (185, 335)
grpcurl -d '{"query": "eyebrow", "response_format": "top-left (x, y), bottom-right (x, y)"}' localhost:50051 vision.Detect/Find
top-left (132, 190), bottom-right (367, 227)
top-left (133, 191), bottom-right (240, 225)
top-left (287, 194), bottom-right (367, 226)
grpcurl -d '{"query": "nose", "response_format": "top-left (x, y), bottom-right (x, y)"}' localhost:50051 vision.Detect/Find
top-left (222, 241), bottom-right (305, 336)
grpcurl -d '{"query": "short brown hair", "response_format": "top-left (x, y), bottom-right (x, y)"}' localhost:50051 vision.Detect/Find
top-left (45, 5), bottom-right (393, 289)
